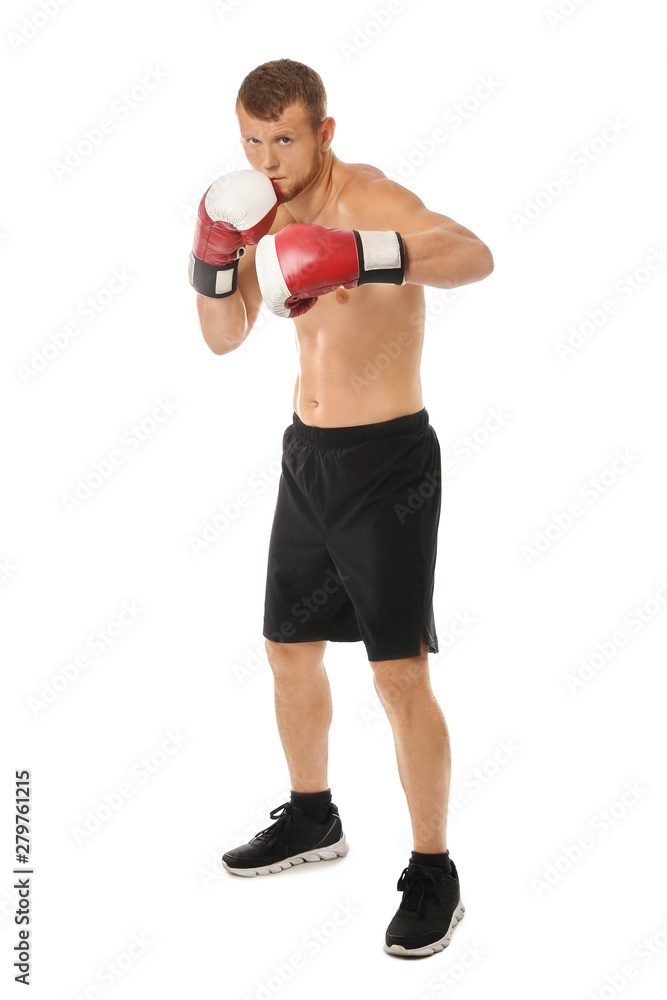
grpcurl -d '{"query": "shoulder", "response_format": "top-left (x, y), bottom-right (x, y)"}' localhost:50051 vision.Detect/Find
top-left (336, 164), bottom-right (428, 229)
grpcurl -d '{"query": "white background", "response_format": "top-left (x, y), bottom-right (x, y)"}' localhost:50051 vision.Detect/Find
top-left (2, 0), bottom-right (666, 997)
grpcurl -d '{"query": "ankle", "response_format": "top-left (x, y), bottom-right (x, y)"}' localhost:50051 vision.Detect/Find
top-left (290, 787), bottom-right (332, 823)
top-left (410, 849), bottom-right (452, 874)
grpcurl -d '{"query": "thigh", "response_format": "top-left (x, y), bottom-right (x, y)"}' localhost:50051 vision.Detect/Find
top-left (263, 428), bottom-right (361, 645)
top-left (326, 425), bottom-right (442, 660)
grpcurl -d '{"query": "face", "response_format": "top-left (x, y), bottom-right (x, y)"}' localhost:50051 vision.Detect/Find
top-left (238, 102), bottom-right (332, 202)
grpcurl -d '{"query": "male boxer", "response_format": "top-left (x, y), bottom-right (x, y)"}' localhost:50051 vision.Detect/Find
top-left (190, 59), bottom-right (493, 957)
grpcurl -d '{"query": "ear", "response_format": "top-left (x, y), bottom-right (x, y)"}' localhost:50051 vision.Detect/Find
top-left (320, 116), bottom-right (335, 151)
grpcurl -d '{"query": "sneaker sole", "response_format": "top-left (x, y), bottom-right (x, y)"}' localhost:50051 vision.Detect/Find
top-left (383, 899), bottom-right (465, 957)
top-left (222, 834), bottom-right (350, 877)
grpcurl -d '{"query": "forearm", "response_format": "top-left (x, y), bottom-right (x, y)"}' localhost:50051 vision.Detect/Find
top-left (402, 225), bottom-right (494, 289)
top-left (190, 169), bottom-right (281, 354)
top-left (196, 291), bottom-right (248, 355)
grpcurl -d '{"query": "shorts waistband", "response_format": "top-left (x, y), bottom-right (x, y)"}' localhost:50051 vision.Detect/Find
top-left (291, 408), bottom-right (429, 448)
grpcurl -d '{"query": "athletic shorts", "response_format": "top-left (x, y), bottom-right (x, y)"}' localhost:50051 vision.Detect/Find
top-left (262, 407), bottom-right (441, 661)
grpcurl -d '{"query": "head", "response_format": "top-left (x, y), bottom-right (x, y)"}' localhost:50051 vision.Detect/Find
top-left (236, 59), bottom-right (334, 202)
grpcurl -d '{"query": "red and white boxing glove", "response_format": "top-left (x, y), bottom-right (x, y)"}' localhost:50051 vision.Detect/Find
top-left (189, 170), bottom-right (282, 297)
top-left (255, 223), bottom-right (405, 318)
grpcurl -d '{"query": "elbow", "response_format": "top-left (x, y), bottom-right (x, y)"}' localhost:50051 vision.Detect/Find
top-left (201, 330), bottom-right (227, 355)
top-left (483, 245), bottom-right (494, 277)
top-left (473, 242), bottom-right (494, 281)
top-left (443, 240), bottom-right (494, 288)
top-left (206, 338), bottom-right (241, 356)
top-left (196, 292), bottom-right (247, 355)
top-left (201, 326), bottom-right (247, 356)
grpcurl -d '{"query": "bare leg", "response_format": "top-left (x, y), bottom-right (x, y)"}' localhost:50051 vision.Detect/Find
top-left (264, 639), bottom-right (331, 792)
top-left (370, 635), bottom-right (451, 853)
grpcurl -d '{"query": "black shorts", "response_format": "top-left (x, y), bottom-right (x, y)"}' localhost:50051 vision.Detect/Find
top-left (262, 407), bottom-right (441, 661)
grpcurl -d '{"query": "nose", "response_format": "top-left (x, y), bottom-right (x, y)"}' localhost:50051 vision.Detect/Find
top-left (261, 147), bottom-right (279, 172)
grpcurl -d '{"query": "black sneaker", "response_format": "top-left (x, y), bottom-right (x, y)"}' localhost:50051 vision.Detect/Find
top-left (222, 801), bottom-right (349, 877)
top-left (384, 861), bottom-right (465, 956)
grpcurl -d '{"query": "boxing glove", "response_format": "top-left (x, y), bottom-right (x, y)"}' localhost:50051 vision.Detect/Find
top-left (255, 222), bottom-right (405, 318)
top-left (189, 170), bottom-right (282, 297)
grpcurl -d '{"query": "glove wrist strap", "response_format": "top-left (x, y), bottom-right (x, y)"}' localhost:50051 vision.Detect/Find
top-left (354, 230), bottom-right (406, 286)
top-left (188, 247), bottom-right (245, 297)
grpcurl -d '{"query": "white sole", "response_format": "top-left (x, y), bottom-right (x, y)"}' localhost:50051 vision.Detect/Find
top-left (384, 899), bottom-right (465, 957)
top-left (222, 834), bottom-right (349, 877)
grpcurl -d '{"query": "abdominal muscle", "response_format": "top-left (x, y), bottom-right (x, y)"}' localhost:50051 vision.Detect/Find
top-left (292, 279), bottom-right (426, 428)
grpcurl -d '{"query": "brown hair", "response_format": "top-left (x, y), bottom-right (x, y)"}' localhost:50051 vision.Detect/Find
top-left (236, 59), bottom-right (327, 133)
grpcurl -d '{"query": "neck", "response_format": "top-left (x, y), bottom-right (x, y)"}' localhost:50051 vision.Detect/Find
top-left (285, 150), bottom-right (340, 223)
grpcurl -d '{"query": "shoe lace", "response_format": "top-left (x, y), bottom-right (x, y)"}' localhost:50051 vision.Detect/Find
top-left (396, 865), bottom-right (441, 919)
top-left (254, 802), bottom-right (293, 848)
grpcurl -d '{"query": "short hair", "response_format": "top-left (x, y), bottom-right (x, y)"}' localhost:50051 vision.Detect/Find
top-left (236, 58), bottom-right (327, 133)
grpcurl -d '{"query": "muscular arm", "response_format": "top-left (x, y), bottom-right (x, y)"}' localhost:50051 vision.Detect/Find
top-left (196, 202), bottom-right (296, 355)
top-left (347, 177), bottom-right (494, 289)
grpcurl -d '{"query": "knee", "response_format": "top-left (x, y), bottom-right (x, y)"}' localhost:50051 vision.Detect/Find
top-left (264, 638), bottom-right (324, 673)
top-left (264, 638), bottom-right (291, 671)
top-left (264, 638), bottom-right (282, 657)
top-left (372, 659), bottom-right (430, 709)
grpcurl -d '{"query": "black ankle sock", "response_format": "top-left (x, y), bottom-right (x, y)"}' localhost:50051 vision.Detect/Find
top-left (410, 849), bottom-right (452, 874)
top-left (290, 788), bottom-right (332, 823)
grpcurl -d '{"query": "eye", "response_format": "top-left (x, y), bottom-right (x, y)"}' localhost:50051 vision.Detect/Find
top-left (245, 136), bottom-right (291, 145)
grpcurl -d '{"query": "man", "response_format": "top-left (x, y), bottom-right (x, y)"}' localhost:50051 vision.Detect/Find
top-left (189, 58), bottom-right (493, 957)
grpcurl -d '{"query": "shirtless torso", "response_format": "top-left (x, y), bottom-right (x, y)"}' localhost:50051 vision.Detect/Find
top-left (253, 159), bottom-right (426, 428)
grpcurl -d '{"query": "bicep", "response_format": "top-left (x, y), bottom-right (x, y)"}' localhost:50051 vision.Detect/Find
top-left (359, 179), bottom-right (482, 241)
